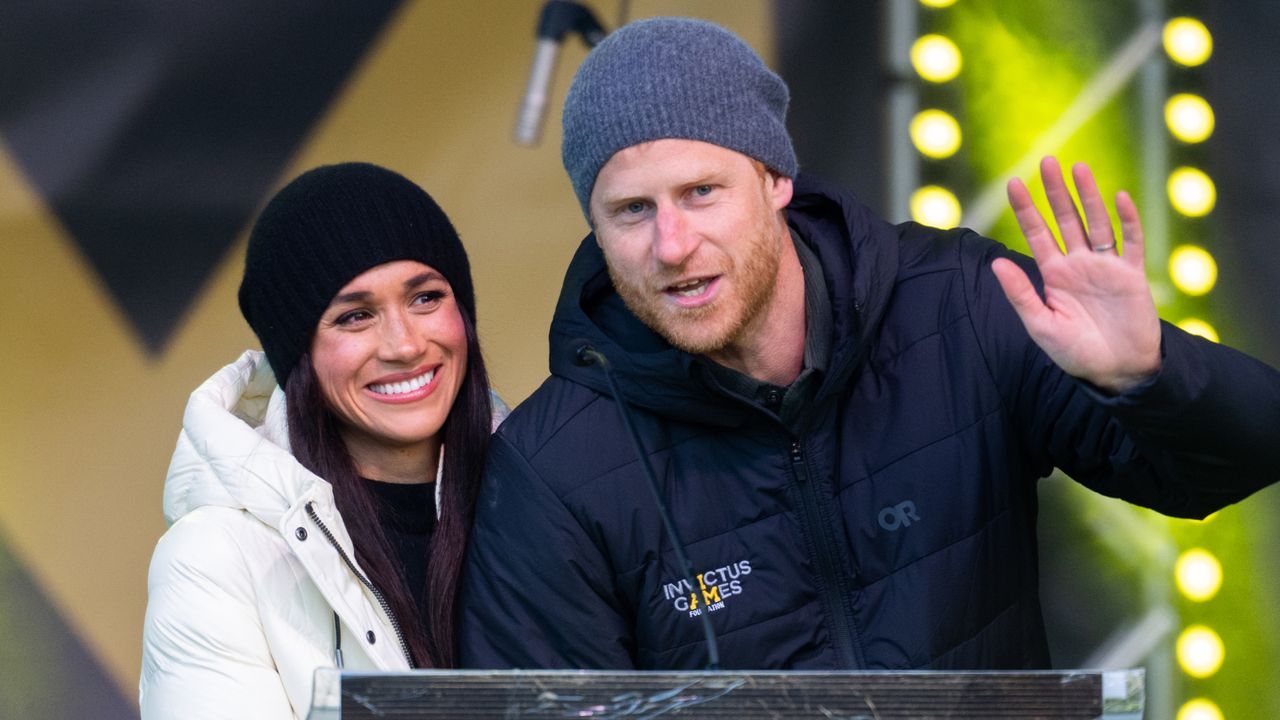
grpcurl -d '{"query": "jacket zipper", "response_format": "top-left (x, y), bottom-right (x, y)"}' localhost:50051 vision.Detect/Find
top-left (789, 440), bottom-right (862, 668)
top-left (305, 502), bottom-right (414, 668)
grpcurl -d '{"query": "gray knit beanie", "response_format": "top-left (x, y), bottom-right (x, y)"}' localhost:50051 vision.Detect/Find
top-left (561, 16), bottom-right (798, 218)
top-left (239, 162), bottom-right (474, 387)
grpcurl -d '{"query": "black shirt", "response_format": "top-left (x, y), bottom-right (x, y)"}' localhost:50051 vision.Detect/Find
top-left (365, 478), bottom-right (436, 622)
top-left (699, 227), bottom-right (833, 429)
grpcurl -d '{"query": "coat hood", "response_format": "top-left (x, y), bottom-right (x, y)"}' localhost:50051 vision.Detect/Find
top-left (163, 350), bottom-right (332, 530)
top-left (547, 174), bottom-right (901, 425)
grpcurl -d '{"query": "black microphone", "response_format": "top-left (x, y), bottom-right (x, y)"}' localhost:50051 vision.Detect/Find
top-left (574, 342), bottom-right (722, 670)
top-left (513, 1), bottom-right (607, 147)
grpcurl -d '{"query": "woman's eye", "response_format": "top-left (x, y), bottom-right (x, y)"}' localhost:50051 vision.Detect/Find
top-left (413, 291), bottom-right (445, 307)
top-left (335, 310), bottom-right (371, 326)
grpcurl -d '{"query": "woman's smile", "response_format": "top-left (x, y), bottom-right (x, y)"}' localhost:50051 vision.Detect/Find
top-left (366, 364), bottom-right (440, 402)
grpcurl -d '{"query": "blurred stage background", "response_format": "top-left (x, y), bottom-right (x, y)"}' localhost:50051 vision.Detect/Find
top-left (0, 1), bottom-right (1276, 718)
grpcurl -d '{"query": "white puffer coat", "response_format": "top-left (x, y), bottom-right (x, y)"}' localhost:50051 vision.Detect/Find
top-left (140, 351), bottom-right (417, 719)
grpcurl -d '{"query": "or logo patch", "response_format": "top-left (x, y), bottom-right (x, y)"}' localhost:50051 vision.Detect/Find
top-left (878, 500), bottom-right (921, 531)
top-left (662, 560), bottom-right (752, 618)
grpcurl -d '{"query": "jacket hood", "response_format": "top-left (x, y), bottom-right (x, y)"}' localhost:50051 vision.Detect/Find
top-left (548, 173), bottom-right (900, 424)
top-left (163, 350), bottom-right (332, 530)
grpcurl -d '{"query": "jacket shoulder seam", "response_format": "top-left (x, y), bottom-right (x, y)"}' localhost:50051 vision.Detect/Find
top-left (504, 382), bottom-right (605, 462)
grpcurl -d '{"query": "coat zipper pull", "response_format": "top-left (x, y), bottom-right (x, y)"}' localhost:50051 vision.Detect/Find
top-left (333, 611), bottom-right (344, 668)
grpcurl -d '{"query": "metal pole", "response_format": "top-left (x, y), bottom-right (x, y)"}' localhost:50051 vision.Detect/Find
top-left (1140, 0), bottom-right (1172, 306)
top-left (883, 0), bottom-right (918, 223)
top-left (961, 23), bottom-right (1161, 234)
top-left (1140, 8), bottom-right (1175, 719)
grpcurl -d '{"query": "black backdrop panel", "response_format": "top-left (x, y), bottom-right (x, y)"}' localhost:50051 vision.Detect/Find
top-left (1204, 2), bottom-right (1280, 367)
top-left (0, 1), bottom-right (404, 353)
top-left (774, 0), bottom-right (886, 215)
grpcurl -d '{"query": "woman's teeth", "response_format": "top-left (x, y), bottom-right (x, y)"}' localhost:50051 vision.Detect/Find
top-left (369, 369), bottom-right (435, 395)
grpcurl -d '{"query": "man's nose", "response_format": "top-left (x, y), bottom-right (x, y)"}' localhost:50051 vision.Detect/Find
top-left (652, 204), bottom-right (698, 267)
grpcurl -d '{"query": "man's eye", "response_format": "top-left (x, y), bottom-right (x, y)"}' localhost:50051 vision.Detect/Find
top-left (625, 201), bottom-right (646, 214)
top-left (693, 185), bottom-right (713, 196)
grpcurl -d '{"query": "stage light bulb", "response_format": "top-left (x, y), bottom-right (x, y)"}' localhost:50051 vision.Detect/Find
top-left (920, 0), bottom-right (957, 7)
top-left (1169, 245), bottom-right (1218, 296)
top-left (1177, 625), bottom-right (1224, 678)
top-left (911, 186), bottom-right (962, 228)
top-left (911, 34), bottom-right (962, 83)
top-left (1176, 318), bottom-right (1220, 343)
top-left (1176, 548), bottom-right (1222, 602)
top-left (910, 110), bottom-right (962, 158)
top-left (1164, 18), bottom-right (1213, 67)
top-left (1165, 94), bottom-right (1215, 143)
top-left (1168, 167), bottom-right (1216, 217)
top-left (1177, 699), bottom-right (1224, 720)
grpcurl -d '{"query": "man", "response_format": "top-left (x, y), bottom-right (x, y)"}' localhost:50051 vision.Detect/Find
top-left (459, 17), bottom-right (1279, 669)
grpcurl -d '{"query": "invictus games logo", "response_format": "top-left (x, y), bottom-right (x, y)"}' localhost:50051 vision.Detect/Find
top-left (662, 559), bottom-right (752, 618)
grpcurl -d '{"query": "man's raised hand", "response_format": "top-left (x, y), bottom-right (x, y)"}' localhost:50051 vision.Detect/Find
top-left (990, 156), bottom-right (1162, 394)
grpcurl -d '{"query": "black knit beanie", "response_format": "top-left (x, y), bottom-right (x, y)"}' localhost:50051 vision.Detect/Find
top-left (238, 162), bottom-right (474, 387)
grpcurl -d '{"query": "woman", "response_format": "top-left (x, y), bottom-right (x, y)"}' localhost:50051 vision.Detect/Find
top-left (140, 163), bottom-right (498, 719)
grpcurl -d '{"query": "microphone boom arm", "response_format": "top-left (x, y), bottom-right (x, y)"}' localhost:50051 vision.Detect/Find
top-left (513, 1), bottom-right (607, 146)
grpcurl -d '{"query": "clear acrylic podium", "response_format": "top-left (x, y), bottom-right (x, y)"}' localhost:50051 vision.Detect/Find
top-left (307, 667), bottom-right (1144, 719)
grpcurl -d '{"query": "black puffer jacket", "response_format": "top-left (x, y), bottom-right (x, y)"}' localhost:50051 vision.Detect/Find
top-left (459, 175), bottom-right (1280, 670)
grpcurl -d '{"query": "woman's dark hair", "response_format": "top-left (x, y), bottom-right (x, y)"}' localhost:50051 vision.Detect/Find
top-left (285, 300), bottom-right (491, 668)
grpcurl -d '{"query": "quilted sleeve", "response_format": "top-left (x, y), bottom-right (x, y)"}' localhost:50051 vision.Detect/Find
top-left (458, 432), bottom-right (635, 669)
top-left (140, 510), bottom-right (297, 720)
top-left (961, 230), bottom-right (1280, 518)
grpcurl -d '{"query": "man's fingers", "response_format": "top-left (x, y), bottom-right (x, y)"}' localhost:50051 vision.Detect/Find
top-left (1071, 162), bottom-right (1117, 251)
top-left (991, 257), bottom-right (1050, 334)
top-left (1007, 177), bottom-right (1061, 265)
top-left (1115, 190), bottom-right (1146, 270)
top-left (1040, 156), bottom-right (1089, 253)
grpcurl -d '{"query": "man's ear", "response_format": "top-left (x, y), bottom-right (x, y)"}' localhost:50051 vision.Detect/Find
top-left (584, 207), bottom-right (600, 245)
top-left (768, 172), bottom-right (794, 211)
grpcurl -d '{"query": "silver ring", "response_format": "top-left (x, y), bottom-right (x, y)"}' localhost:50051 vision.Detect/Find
top-left (1092, 242), bottom-right (1117, 253)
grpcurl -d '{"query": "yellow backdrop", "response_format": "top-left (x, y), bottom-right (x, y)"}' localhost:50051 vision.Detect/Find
top-left (0, 0), bottom-right (773, 704)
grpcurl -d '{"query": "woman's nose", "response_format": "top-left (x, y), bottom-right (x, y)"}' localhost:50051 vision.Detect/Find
top-left (378, 310), bottom-right (426, 361)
